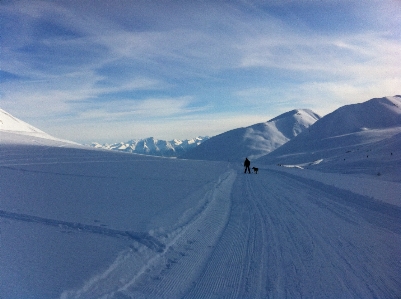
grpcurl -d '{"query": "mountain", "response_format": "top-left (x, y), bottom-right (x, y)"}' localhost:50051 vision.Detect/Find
top-left (1, 108), bottom-right (48, 136)
top-left (1, 99), bottom-right (400, 298)
top-left (180, 109), bottom-right (320, 162)
top-left (258, 96), bottom-right (401, 179)
top-left (91, 136), bottom-right (209, 157)
top-left (0, 108), bottom-right (78, 145)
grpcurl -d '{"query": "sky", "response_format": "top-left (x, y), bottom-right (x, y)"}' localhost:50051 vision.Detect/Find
top-left (1, 0), bottom-right (400, 144)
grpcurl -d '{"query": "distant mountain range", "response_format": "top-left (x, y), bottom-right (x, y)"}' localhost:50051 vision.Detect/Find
top-left (91, 137), bottom-right (209, 157)
top-left (2, 95), bottom-right (400, 178)
top-left (91, 109), bottom-right (320, 160)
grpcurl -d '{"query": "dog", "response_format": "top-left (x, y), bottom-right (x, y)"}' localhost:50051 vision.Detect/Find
top-left (252, 167), bottom-right (258, 174)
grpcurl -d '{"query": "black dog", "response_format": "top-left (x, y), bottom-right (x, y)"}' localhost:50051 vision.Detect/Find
top-left (252, 167), bottom-right (258, 174)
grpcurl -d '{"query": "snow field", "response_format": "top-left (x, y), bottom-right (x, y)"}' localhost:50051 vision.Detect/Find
top-left (62, 169), bottom-right (236, 298)
top-left (1, 139), bottom-right (400, 298)
top-left (1, 95), bottom-right (401, 298)
top-left (0, 137), bottom-right (231, 298)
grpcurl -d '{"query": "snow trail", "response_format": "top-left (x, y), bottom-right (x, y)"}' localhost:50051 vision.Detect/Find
top-left (60, 169), bottom-right (236, 299)
top-left (64, 166), bottom-right (401, 298)
top-left (182, 167), bottom-right (401, 298)
top-left (0, 210), bottom-right (165, 252)
top-left (2, 139), bottom-right (400, 298)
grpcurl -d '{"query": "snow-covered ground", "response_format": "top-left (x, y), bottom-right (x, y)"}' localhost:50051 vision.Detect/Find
top-left (1, 96), bottom-right (401, 298)
top-left (1, 130), bottom-right (400, 298)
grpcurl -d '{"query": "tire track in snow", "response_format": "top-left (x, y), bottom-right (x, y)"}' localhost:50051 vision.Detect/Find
top-left (0, 210), bottom-right (165, 252)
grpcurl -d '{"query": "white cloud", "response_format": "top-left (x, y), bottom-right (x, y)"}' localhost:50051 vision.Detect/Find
top-left (237, 31), bottom-right (401, 77)
top-left (46, 110), bottom-right (270, 144)
top-left (1, 0), bottom-right (400, 143)
top-left (72, 97), bottom-right (205, 122)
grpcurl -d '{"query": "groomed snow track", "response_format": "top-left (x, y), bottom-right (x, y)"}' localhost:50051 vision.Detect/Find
top-left (183, 168), bottom-right (401, 298)
top-left (63, 166), bottom-right (401, 298)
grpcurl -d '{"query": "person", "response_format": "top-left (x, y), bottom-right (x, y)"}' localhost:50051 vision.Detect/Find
top-left (244, 157), bottom-right (251, 173)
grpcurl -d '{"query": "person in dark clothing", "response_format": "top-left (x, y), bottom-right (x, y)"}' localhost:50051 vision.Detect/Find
top-left (244, 157), bottom-right (251, 173)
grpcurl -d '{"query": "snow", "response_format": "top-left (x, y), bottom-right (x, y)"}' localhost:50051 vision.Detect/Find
top-left (0, 108), bottom-right (79, 145)
top-left (258, 96), bottom-right (401, 180)
top-left (90, 136), bottom-right (209, 157)
top-left (264, 165), bottom-right (401, 207)
top-left (181, 109), bottom-right (320, 161)
top-left (1, 98), bottom-right (401, 298)
top-left (0, 108), bottom-right (46, 134)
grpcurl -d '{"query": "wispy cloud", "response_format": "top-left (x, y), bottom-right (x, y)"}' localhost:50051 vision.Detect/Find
top-left (1, 0), bottom-right (400, 142)
top-left (73, 96), bottom-right (208, 121)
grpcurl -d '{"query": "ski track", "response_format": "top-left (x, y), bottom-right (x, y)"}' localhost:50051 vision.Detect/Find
top-left (0, 210), bottom-right (165, 252)
top-left (60, 169), bottom-right (237, 299)
top-left (182, 167), bottom-right (401, 298)
top-left (25, 164), bottom-right (400, 298)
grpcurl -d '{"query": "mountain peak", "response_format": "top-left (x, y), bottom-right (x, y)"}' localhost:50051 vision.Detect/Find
top-left (307, 95), bottom-right (401, 138)
top-left (91, 136), bottom-right (210, 157)
top-left (268, 109), bottom-right (320, 123)
top-left (181, 109), bottom-right (320, 162)
top-left (257, 95), bottom-right (401, 170)
top-left (0, 108), bottom-right (45, 134)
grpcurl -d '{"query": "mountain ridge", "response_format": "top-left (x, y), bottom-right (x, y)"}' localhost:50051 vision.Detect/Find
top-left (257, 95), bottom-right (401, 179)
top-left (91, 136), bottom-right (209, 157)
top-left (180, 109), bottom-right (321, 162)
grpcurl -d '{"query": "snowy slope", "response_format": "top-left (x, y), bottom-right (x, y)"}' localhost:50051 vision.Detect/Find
top-left (0, 108), bottom-right (78, 144)
top-left (181, 109), bottom-right (320, 162)
top-left (91, 136), bottom-right (209, 157)
top-left (258, 96), bottom-right (401, 180)
top-left (1, 104), bottom-right (401, 298)
top-left (0, 108), bottom-right (46, 134)
top-left (1, 137), bottom-right (400, 298)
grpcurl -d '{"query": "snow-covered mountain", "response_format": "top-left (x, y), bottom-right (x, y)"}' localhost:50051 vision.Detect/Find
top-left (181, 109), bottom-right (320, 162)
top-left (1, 97), bottom-right (401, 298)
top-left (258, 96), bottom-right (401, 179)
top-left (0, 108), bottom-right (78, 145)
top-left (1, 98), bottom-right (401, 298)
top-left (0, 108), bottom-right (48, 136)
top-left (91, 136), bottom-right (209, 157)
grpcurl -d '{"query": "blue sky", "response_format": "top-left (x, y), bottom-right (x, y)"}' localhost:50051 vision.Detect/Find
top-left (1, 0), bottom-right (400, 143)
